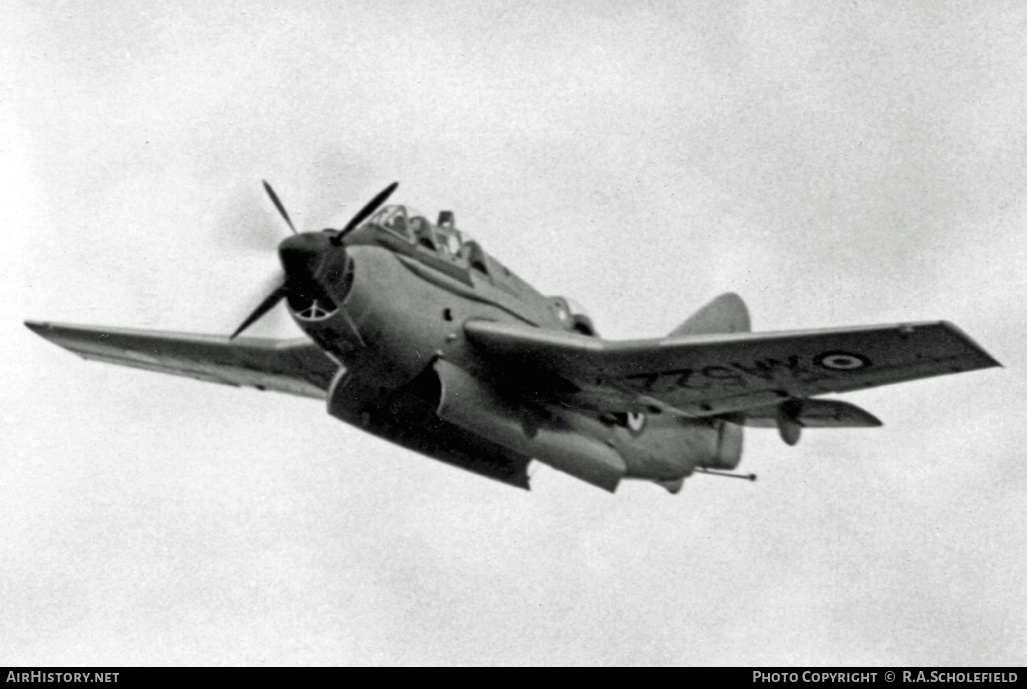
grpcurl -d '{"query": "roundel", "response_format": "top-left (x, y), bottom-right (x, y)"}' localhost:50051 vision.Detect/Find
top-left (814, 351), bottom-right (871, 371)
top-left (626, 411), bottom-right (647, 435)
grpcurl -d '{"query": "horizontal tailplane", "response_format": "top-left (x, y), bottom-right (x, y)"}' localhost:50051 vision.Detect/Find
top-left (735, 398), bottom-right (883, 446)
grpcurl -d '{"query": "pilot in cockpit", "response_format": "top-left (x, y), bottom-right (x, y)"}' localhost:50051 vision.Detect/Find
top-left (370, 205), bottom-right (410, 239)
top-left (409, 216), bottom-right (436, 250)
top-left (387, 212), bottom-right (407, 234)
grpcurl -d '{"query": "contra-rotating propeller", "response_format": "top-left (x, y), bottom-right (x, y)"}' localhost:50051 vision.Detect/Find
top-left (329, 181), bottom-right (398, 246)
top-left (262, 180), bottom-right (297, 235)
top-left (229, 180), bottom-right (398, 339)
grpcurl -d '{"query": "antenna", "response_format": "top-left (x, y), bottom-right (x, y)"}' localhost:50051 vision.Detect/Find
top-left (695, 468), bottom-right (757, 482)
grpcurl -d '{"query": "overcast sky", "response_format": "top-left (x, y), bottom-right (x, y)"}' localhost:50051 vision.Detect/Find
top-left (2, 0), bottom-right (1025, 666)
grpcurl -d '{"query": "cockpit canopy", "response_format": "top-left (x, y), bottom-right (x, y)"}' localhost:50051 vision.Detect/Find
top-left (367, 205), bottom-right (593, 332)
top-left (565, 298), bottom-right (597, 336)
top-left (368, 205), bottom-right (465, 255)
top-left (565, 298), bottom-right (590, 321)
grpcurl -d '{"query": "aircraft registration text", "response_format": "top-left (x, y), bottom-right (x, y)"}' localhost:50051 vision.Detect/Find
top-left (623, 351), bottom-right (872, 393)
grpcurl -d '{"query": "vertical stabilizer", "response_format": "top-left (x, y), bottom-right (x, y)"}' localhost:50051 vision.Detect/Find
top-left (670, 293), bottom-right (750, 336)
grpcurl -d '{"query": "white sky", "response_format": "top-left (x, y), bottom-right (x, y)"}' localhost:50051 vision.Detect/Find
top-left (2, 0), bottom-right (1025, 666)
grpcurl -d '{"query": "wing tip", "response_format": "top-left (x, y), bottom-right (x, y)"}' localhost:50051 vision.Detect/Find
top-left (25, 320), bottom-right (65, 345)
top-left (937, 321), bottom-right (1003, 369)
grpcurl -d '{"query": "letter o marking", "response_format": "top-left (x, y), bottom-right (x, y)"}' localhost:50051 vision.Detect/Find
top-left (814, 351), bottom-right (871, 371)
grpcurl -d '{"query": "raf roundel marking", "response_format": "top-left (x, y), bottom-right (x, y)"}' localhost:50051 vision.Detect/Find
top-left (814, 351), bottom-right (871, 371)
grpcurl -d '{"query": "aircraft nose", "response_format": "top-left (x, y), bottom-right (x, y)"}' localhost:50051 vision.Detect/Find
top-left (278, 232), bottom-right (331, 281)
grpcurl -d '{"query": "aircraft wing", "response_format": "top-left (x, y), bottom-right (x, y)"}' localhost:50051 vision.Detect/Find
top-left (463, 320), bottom-right (1000, 418)
top-left (26, 321), bottom-right (339, 400)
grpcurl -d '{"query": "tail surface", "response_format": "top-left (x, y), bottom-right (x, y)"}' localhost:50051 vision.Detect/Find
top-left (668, 293), bottom-right (749, 489)
top-left (670, 292), bottom-right (750, 336)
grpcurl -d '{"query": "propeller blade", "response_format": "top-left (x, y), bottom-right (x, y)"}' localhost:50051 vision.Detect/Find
top-left (230, 281), bottom-right (288, 339)
top-left (262, 180), bottom-right (297, 235)
top-left (332, 181), bottom-right (399, 245)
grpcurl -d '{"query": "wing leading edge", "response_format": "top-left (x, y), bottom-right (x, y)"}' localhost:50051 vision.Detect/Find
top-left (464, 319), bottom-right (1000, 418)
top-left (27, 320), bottom-right (531, 488)
top-left (25, 321), bottom-right (340, 399)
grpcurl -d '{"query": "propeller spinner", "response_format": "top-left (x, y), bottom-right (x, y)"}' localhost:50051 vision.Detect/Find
top-left (230, 180), bottom-right (398, 339)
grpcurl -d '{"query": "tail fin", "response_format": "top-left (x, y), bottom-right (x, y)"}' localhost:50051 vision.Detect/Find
top-left (671, 293), bottom-right (750, 336)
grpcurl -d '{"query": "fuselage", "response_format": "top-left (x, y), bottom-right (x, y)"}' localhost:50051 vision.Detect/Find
top-left (280, 205), bottom-right (740, 491)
